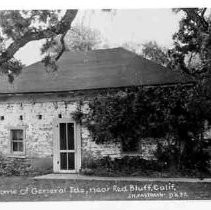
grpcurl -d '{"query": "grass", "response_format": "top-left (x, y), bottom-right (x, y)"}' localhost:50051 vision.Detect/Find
top-left (81, 168), bottom-right (211, 178)
top-left (0, 176), bottom-right (210, 201)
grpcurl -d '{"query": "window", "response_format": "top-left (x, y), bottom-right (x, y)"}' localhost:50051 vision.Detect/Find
top-left (38, 114), bottom-right (42, 120)
top-left (122, 139), bottom-right (140, 153)
top-left (10, 129), bottom-right (25, 154)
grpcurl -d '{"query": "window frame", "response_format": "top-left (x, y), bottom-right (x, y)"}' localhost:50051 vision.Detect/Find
top-left (121, 140), bottom-right (141, 155)
top-left (9, 126), bottom-right (26, 156)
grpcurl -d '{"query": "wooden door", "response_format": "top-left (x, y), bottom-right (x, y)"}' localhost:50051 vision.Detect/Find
top-left (53, 119), bottom-right (81, 173)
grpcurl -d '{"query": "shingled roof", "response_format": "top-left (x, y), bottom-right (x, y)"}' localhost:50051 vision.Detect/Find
top-left (0, 48), bottom-right (193, 94)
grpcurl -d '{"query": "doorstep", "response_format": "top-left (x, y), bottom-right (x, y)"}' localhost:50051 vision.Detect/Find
top-left (33, 173), bottom-right (211, 182)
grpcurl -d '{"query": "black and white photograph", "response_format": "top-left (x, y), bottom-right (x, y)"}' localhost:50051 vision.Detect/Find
top-left (0, 1), bottom-right (211, 204)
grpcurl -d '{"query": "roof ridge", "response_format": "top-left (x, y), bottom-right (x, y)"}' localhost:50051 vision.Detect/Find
top-left (24, 47), bottom-right (126, 68)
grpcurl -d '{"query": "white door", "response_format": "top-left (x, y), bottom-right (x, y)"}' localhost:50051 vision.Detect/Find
top-left (53, 119), bottom-right (81, 173)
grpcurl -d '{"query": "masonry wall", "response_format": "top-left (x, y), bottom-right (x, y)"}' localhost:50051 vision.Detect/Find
top-left (81, 127), bottom-right (158, 163)
top-left (0, 92), bottom-right (166, 171)
top-left (0, 100), bottom-right (76, 157)
top-left (0, 93), bottom-right (120, 171)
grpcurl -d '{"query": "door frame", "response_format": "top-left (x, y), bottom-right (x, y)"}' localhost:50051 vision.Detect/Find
top-left (53, 118), bottom-right (81, 173)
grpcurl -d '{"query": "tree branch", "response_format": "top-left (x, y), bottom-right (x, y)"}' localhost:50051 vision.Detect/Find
top-left (0, 9), bottom-right (78, 65)
top-left (182, 8), bottom-right (208, 30)
top-left (55, 31), bottom-right (67, 61)
top-left (201, 8), bottom-right (207, 17)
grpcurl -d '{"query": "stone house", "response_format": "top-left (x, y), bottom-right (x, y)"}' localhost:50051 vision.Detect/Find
top-left (0, 48), bottom-right (193, 173)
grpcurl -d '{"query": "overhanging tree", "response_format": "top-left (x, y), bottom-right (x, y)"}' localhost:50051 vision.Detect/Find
top-left (142, 41), bottom-right (169, 67)
top-left (40, 23), bottom-right (102, 64)
top-left (65, 24), bottom-right (102, 51)
top-left (171, 9), bottom-right (211, 80)
top-left (0, 10), bottom-right (78, 81)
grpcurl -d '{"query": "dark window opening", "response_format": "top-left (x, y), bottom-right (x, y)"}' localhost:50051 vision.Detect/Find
top-left (19, 115), bottom-right (23, 120)
top-left (122, 139), bottom-right (139, 153)
top-left (60, 123), bottom-right (67, 150)
top-left (58, 114), bottom-right (62, 118)
top-left (38, 115), bottom-right (42, 120)
top-left (59, 123), bottom-right (74, 150)
top-left (0, 116), bottom-right (4, 120)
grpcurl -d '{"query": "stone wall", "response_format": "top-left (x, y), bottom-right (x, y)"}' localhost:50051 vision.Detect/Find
top-left (0, 98), bottom-right (78, 158)
top-left (0, 94), bottom-right (117, 170)
top-left (80, 126), bottom-right (160, 167)
top-left (0, 92), bottom-right (161, 171)
top-left (81, 126), bottom-right (122, 167)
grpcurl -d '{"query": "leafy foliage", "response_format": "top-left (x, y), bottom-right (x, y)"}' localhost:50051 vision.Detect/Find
top-left (81, 156), bottom-right (165, 177)
top-left (123, 9), bottom-right (211, 93)
top-left (66, 24), bottom-right (102, 51)
top-left (142, 41), bottom-right (169, 67)
top-left (171, 8), bottom-right (211, 79)
top-left (81, 86), bottom-right (211, 170)
top-left (0, 10), bottom-right (109, 80)
top-left (121, 42), bottom-right (142, 54)
top-left (155, 140), bottom-right (210, 172)
top-left (0, 10), bottom-right (78, 81)
top-left (81, 155), bottom-right (210, 177)
top-left (72, 103), bottom-right (84, 124)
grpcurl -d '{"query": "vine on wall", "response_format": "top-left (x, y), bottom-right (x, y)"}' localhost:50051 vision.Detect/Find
top-left (72, 85), bottom-right (211, 170)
